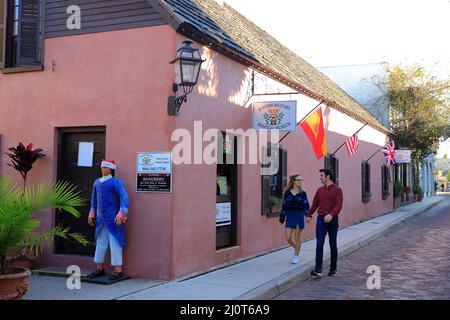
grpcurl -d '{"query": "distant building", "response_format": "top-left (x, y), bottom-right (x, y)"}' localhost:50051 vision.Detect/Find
top-left (435, 158), bottom-right (450, 192)
top-left (420, 154), bottom-right (436, 196)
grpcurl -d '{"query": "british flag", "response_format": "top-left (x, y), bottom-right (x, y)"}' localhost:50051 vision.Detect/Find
top-left (382, 141), bottom-right (396, 165)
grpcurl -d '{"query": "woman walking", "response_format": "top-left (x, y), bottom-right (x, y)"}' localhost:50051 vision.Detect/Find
top-left (279, 174), bottom-right (310, 264)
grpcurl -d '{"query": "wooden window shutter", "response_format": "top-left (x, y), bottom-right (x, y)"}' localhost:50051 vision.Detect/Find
top-left (17, 0), bottom-right (40, 65)
top-left (383, 166), bottom-right (390, 196)
top-left (324, 154), bottom-right (330, 170)
top-left (362, 161), bottom-right (371, 202)
top-left (281, 148), bottom-right (288, 191)
top-left (261, 144), bottom-right (271, 215)
top-left (0, 0), bottom-right (5, 68)
top-left (334, 157), bottom-right (339, 185)
top-left (324, 155), bottom-right (339, 185)
top-left (261, 175), bottom-right (271, 215)
top-left (361, 162), bottom-right (366, 199)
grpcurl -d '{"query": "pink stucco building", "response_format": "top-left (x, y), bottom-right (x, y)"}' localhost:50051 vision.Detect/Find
top-left (0, 0), bottom-right (393, 279)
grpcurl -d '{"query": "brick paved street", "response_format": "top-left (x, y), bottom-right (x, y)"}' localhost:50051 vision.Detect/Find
top-left (275, 195), bottom-right (450, 300)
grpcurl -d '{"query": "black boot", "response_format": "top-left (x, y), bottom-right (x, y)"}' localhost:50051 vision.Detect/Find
top-left (108, 271), bottom-right (123, 281)
top-left (87, 269), bottom-right (105, 278)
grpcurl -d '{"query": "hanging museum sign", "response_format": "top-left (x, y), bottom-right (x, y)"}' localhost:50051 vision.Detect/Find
top-left (252, 100), bottom-right (297, 131)
top-left (136, 152), bottom-right (172, 192)
top-left (395, 150), bottom-right (411, 164)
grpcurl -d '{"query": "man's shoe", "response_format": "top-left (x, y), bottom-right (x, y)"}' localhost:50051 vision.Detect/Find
top-left (291, 255), bottom-right (300, 264)
top-left (328, 270), bottom-right (337, 277)
top-left (87, 269), bottom-right (105, 278)
top-left (310, 270), bottom-right (322, 277)
top-left (108, 271), bottom-right (123, 281)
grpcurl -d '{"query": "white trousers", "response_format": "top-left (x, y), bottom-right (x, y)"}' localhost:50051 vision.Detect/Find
top-left (94, 225), bottom-right (123, 266)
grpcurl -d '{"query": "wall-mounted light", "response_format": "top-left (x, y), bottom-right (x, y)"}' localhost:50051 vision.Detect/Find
top-left (168, 40), bottom-right (206, 116)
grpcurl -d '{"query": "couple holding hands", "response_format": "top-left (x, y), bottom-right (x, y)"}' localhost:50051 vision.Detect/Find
top-left (279, 169), bottom-right (343, 277)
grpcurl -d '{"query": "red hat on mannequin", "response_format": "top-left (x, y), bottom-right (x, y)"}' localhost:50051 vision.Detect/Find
top-left (101, 159), bottom-right (116, 170)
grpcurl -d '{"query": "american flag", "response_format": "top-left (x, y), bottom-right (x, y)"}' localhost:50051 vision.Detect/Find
top-left (382, 141), bottom-right (396, 165)
top-left (345, 133), bottom-right (359, 156)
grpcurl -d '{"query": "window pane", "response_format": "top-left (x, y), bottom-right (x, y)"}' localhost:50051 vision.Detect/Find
top-left (13, 21), bottom-right (18, 37)
top-left (181, 61), bottom-right (196, 83)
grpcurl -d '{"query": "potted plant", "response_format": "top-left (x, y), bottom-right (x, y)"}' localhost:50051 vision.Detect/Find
top-left (6, 143), bottom-right (46, 190)
top-left (6, 250), bottom-right (37, 270)
top-left (393, 181), bottom-right (403, 208)
top-left (4, 142), bottom-right (46, 269)
top-left (403, 186), bottom-right (411, 203)
top-left (362, 191), bottom-right (372, 203)
top-left (269, 196), bottom-right (283, 213)
top-left (0, 176), bottom-right (88, 300)
top-left (413, 184), bottom-right (424, 202)
top-left (382, 190), bottom-right (390, 201)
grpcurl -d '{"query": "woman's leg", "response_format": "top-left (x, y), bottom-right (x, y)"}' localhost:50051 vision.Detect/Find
top-left (294, 227), bottom-right (302, 256)
top-left (285, 228), bottom-right (295, 248)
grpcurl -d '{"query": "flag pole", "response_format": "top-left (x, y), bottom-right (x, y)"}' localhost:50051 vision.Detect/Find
top-left (331, 122), bottom-right (368, 157)
top-left (279, 100), bottom-right (325, 144)
top-left (366, 141), bottom-right (391, 162)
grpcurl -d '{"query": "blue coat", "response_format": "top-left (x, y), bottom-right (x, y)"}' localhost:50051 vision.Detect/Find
top-left (91, 177), bottom-right (129, 247)
top-left (280, 190), bottom-right (310, 229)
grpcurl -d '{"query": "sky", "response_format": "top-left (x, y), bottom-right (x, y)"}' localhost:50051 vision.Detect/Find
top-left (224, 0), bottom-right (450, 157)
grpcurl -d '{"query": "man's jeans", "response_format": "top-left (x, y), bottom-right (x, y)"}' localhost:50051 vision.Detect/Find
top-left (315, 215), bottom-right (339, 272)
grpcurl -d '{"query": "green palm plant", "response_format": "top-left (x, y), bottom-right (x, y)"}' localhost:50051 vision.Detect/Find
top-left (0, 176), bottom-right (88, 275)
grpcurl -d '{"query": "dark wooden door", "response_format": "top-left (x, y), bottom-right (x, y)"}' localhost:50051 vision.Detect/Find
top-left (216, 134), bottom-right (238, 249)
top-left (56, 129), bottom-right (105, 255)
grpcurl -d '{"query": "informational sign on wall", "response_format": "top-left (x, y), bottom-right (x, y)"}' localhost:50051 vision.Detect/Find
top-left (136, 152), bottom-right (172, 192)
top-left (395, 150), bottom-right (411, 164)
top-left (252, 100), bottom-right (297, 131)
top-left (77, 142), bottom-right (94, 167)
top-left (216, 202), bottom-right (231, 226)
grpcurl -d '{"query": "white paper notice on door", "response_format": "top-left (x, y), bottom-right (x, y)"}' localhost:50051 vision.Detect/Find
top-left (77, 142), bottom-right (94, 167)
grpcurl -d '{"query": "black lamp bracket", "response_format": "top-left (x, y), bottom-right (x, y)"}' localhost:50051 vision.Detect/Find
top-left (167, 94), bottom-right (187, 116)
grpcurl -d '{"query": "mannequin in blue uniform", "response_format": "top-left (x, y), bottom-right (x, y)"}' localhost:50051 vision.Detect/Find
top-left (87, 159), bottom-right (129, 281)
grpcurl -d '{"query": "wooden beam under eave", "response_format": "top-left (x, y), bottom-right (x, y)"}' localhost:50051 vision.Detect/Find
top-left (150, 0), bottom-right (183, 30)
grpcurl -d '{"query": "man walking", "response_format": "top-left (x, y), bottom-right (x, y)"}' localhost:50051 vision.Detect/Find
top-left (306, 169), bottom-right (343, 277)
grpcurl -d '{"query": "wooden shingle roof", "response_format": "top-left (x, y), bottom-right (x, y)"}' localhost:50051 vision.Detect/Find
top-left (157, 0), bottom-right (391, 134)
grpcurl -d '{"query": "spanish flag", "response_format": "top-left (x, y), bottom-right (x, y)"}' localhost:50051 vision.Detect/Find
top-left (300, 107), bottom-right (328, 159)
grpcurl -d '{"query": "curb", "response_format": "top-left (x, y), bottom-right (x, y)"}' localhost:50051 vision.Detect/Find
top-left (236, 197), bottom-right (445, 300)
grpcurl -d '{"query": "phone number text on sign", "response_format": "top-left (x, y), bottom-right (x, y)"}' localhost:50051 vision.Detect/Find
top-left (136, 152), bottom-right (172, 193)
